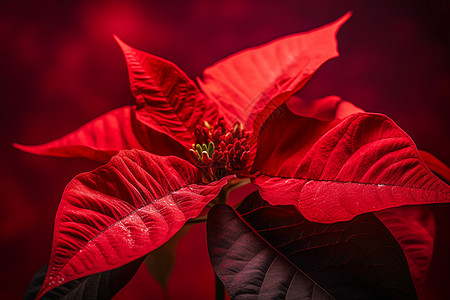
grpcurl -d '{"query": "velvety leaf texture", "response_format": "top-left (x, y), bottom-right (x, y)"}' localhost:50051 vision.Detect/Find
top-left (207, 204), bottom-right (334, 300)
top-left (130, 107), bottom-right (188, 159)
top-left (254, 112), bottom-right (450, 223)
top-left (37, 150), bottom-right (232, 299)
top-left (14, 106), bottom-right (144, 163)
top-left (418, 150), bottom-right (450, 183)
top-left (25, 258), bottom-right (143, 300)
top-left (198, 13), bottom-right (350, 140)
top-left (115, 35), bottom-right (219, 148)
top-left (236, 192), bottom-right (417, 299)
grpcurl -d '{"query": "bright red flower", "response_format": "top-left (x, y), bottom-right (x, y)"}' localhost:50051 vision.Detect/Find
top-left (16, 12), bottom-right (450, 299)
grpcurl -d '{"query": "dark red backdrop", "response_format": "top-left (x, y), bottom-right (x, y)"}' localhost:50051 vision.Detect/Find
top-left (1, 0), bottom-right (449, 299)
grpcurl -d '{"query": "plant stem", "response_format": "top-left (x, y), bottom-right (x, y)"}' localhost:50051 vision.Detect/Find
top-left (212, 178), bottom-right (249, 299)
top-left (215, 273), bottom-right (225, 300)
top-left (217, 188), bottom-right (227, 204)
top-left (215, 178), bottom-right (251, 205)
top-left (215, 190), bottom-right (227, 300)
top-left (162, 287), bottom-right (170, 300)
top-left (186, 216), bottom-right (207, 224)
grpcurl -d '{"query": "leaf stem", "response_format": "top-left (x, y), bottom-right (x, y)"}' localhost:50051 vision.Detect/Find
top-left (217, 189), bottom-right (227, 204)
top-left (186, 216), bottom-right (207, 224)
top-left (215, 273), bottom-right (225, 300)
top-left (217, 177), bottom-right (250, 205)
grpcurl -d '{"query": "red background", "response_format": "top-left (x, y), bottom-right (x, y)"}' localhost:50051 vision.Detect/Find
top-left (1, 0), bottom-right (449, 299)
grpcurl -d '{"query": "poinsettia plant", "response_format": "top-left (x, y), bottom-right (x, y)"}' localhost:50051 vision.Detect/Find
top-left (17, 12), bottom-right (450, 299)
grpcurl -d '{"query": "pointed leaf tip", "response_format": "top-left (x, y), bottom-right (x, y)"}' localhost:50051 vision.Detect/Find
top-left (113, 34), bottom-right (131, 51)
top-left (115, 35), bottom-right (219, 149)
top-left (12, 142), bottom-right (29, 152)
top-left (199, 12), bottom-right (352, 143)
top-left (330, 11), bottom-right (352, 55)
top-left (333, 11), bottom-right (352, 28)
top-left (11, 106), bottom-right (149, 162)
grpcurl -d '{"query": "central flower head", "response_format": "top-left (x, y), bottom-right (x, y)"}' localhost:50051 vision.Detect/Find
top-left (189, 117), bottom-right (250, 181)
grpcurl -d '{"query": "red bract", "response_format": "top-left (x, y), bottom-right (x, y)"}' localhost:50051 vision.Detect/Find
top-left (16, 12), bottom-right (450, 299)
top-left (253, 111), bottom-right (449, 222)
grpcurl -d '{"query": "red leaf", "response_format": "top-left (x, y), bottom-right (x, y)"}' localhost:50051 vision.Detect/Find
top-left (115, 36), bottom-right (219, 148)
top-left (375, 206), bottom-right (435, 296)
top-left (418, 150), bottom-right (450, 183)
top-left (253, 112), bottom-right (450, 223)
top-left (279, 99), bottom-right (441, 293)
top-left (130, 108), bottom-right (189, 159)
top-left (198, 13), bottom-right (350, 139)
top-left (245, 96), bottom-right (356, 171)
top-left (36, 150), bottom-right (232, 299)
top-left (374, 151), bottom-right (446, 296)
top-left (13, 106), bottom-right (144, 163)
top-left (286, 95), bottom-right (364, 121)
top-left (252, 104), bottom-right (338, 173)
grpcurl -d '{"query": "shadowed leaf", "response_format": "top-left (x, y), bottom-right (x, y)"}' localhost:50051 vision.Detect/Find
top-left (375, 206), bottom-right (435, 296)
top-left (207, 204), bottom-right (334, 300)
top-left (236, 192), bottom-right (417, 299)
top-left (144, 224), bottom-right (192, 293)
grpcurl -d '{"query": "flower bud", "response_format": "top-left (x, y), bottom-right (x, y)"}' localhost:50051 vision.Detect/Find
top-left (240, 151), bottom-right (250, 163)
top-left (224, 132), bottom-right (233, 144)
top-left (229, 148), bottom-right (235, 159)
top-left (202, 128), bottom-right (210, 139)
top-left (201, 151), bottom-right (211, 164)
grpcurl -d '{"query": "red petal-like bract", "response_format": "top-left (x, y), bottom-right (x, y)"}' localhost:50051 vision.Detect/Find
top-left (14, 106), bottom-right (144, 163)
top-left (198, 13), bottom-right (350, 139)
top-left (36, 150), bottom-right (232, 299)
top-left (253, 112), bottom-right (450, 223)
top-left (286, 95), bottom-right (364, 121)
top-left (418, 150), bottom-right (450, 183)
top-left (115, 36), bottom-right (219, 149)
top-left (377, 151), bottom-right (448, 296)
top-left (283, 98), bottom-right (441, 294)
top-left (375, 206), bottom-right (435, 296)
